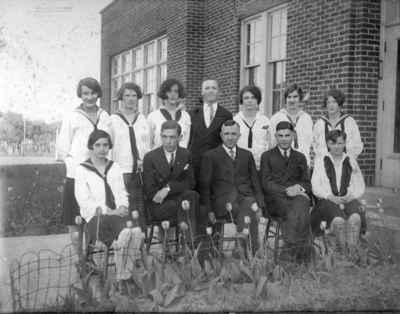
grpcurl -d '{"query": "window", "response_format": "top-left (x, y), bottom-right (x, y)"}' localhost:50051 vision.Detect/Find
top-left (240, 6), bottom-right (287, 116)
top-left (111, 36), bottom-right (167, 114)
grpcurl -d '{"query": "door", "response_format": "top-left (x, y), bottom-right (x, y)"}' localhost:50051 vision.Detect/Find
top-left (377, 0), bottom-right (400, 187)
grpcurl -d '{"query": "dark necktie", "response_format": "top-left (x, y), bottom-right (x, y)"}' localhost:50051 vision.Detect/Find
top-left (241, 118), bottom-right (256, 148)
top-left (169, 152), bottom-right (175, 171)
top-left (116, 113), bottom-right (139, 174)
top-left (283, 149), bottom-right (289, 164)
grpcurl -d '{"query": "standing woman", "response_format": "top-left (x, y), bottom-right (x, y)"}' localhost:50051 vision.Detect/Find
top-left (233, 85), bottom-right (270, 169)
top-left (74, 129), bottom-right (129, 247)
top-left (313, 88), bottom-right (363, 160)
top-left (57, 77), bottom-right (111, 246)
top-left (110, 82), bottom-right (150, 226)
top-left (269, 83), bottom-right (313, 166)
top-left (147, 78), bottom-right (191, 149)
top-left (311, 130), bottom-right (366, 251)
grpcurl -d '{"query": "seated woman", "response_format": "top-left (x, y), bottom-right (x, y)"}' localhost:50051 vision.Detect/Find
top-left (311, 129), bottom-right (366, 251)
top-left (74, 129), bottom-right (130, 247)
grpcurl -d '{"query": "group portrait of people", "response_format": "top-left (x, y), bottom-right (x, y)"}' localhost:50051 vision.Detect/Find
top-left (57, 76), bottom-right (366, 263)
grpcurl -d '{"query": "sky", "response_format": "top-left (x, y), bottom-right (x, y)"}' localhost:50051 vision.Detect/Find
top-left (0, 0), bottom-right (112, 122)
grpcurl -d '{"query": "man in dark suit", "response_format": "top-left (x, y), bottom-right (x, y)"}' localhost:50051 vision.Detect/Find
top-left (199, 120), bottom-right (264, 253)
top-left (143, 120), bottom-right (199, 240)
top-left (260, 121), bottom-right (311, 262)
top-left (189, 79), bottom-right (232, 183)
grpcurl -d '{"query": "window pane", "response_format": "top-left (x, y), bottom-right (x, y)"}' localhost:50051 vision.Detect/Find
top-left (254, 42), bottom-right (263, 64)
top-left (280, 9), bottom-right (287, 35)
top-left (112, 56), bottom-right (119, 76)
top-left (121, 52), bottom-right (131, 73)
top-left (281, 34), bottom-right (287, 59)
top-left (247, 66), bottom-right (259, 86)
top-left (271, 12), bottom-right (281, 37)
top-left (272, 90), bottom-right (282, 113)
top-left (159, 38), bottom-right (168, 61)
top-left (142, 94), bottom-right (151, 116)
top-left (122, 73), bottom-right (131, 84)
top-left (254, 19), bottom-right (263, 42)
top-left (134, 48), bottom-right (142, 68)
top-left (246, 23), bottom-right (252, 45)
top-left (111, 78), bottom-right (119, 98)
top-left (271, 37), bottom-right (281, 60)
top-left (159, 64), bottom-right (167, 84)
top-left (144, 67), bottom-right (156, 93)
top-left (144, 43), bottom-right (155, 65)
top-left (133, 70), bottom-right (143, 86)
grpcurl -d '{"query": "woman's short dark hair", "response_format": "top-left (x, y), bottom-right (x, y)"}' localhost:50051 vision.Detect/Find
top-left (323, 88), bottom-right (345, 107)
top-left (161, 120), bottom-right (182, 136)
top-left (326, 129), bottom-right (347, 143)
top-left (77, 77), bottom-right (102, 98)
top-left (157, 78), bottom-right (185, 100)
top-left (284, 83), bottom-right (303, 101)
top-left (117, 82), bottom-right (142, 101)
top-left (239, 85), bottom-right (262, 104)
top-left (87, 129), bottom-right (113, 150)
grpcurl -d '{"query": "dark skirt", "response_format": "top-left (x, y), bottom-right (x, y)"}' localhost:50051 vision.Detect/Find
top-left (61, 177), bottom-right (80, 226)
top-left (311, 198), bottom-right (367, 235)
top-left (123, 173), bottom-right (145, 227)
top-left (86, 214), bottom-right (129, 247)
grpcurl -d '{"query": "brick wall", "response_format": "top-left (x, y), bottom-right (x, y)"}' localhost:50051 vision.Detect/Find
top-left (286, 0), bottom-right (380, 184)
top-left (100, 0), bottom-right (204, 111)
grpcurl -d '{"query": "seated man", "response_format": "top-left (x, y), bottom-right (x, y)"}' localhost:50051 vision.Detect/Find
top-left (143, 120), bottom-right (199, 243)
top-left (199, 120), bottom-right (264, 253)
top-left (260, 121), bottom-right (311, 263)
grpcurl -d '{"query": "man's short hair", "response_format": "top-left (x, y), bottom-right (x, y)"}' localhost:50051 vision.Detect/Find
top-left (222, 119), bottom-right (240, 129)
top-left (326, 129), bottom-right (347, 143)
top-left (276, 121), bottom-right (294, 132)
top-left (161, 120), bottom-right (182, 136)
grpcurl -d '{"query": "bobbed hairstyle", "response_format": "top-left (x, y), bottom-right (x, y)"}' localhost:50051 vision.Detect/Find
top-left (323, 88), bottom-right (346, 107)
top-left (239, 85), bottom-right (262, 105)
top-left (117, 82), bottom-right (142, 101)
top-left (284, 83), bottom-right (303, 101)
top-left (326, 129), bottom-right (347, 143)
top-left (87, 129), bottom-right (113, 150)
top-left (161, 120), bottom-right (182, 136)
top-left (77, 77), bottom-right (102, 98)
top-left (157, 78), bottom-right (185, 100)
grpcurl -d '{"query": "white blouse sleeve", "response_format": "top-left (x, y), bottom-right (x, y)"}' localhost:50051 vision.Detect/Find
top-left (56, 113), bottom-right (73, 161)
top-left (345, 117), bottom-right (363, 159)
top-left (297, 113), bottom-right (313, 165)
top-left (112, 163), bottom-right (129, 209)
top-left (347, 157), bottom-right (365, 199)
top-left (74, 166), bottom-right (102, 222)
top-left (180, 112), bottom-right (191, 148)
top-left (312, 119), bottom-right (327, 158)
top-left (311, 157), bottom-right (332, 199)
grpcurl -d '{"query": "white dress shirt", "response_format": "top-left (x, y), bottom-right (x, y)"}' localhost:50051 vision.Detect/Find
top-left (313, 115), bottom-right (363, 160)
top-left (163, 148), bottom-right (177, 165)
top-left (74, 161), bottom-right (128, 222)
top-left (234, 111), bottom-right (270, 169)
top-left (56, 106), bottom-right (112, 178)
top-left (203, 102), bottom-right (218, 128)
top-left (147, 108), bottom-right (191, 149)
top-left (312, 153), bottom-right (365, 200)
top-left (269, 108), bottom-right (313, 166)
top-left (278, 147), bottom-right (291, 158)
top-left (110, 113), bottom-right (151, 174)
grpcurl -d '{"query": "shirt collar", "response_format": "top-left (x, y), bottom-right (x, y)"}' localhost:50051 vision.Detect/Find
top-left (222, 144), bottom-right (236, 156)
top-left (163, 148), bottom-right (177, 158)
top-left (204, 102), bottom-right (218, 111)
top-left (278, 146), bottom-right (291, 157)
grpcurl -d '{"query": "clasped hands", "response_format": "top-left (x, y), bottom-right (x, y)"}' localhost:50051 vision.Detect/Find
top-left (96, 205), bottom-right (129, 217)
top-left (285, 184), bottom-right (306, 197)
top-left (327, 193), bottom-right (354, 206)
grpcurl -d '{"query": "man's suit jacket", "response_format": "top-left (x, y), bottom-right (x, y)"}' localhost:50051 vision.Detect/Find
top-left (260, 146), bottom-right (311, 202)
top-left (188, 103), bottom-right (232, 173)
top-left (199, 145), bottom-right (264, 215)
top-left (143, 146), bottom-right (195, 202)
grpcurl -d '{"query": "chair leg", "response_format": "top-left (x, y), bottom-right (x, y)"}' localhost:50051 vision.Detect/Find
top-left (274, 222), bottom-right (280, 264)
top-left (147, 225), bottom-right (154, 253)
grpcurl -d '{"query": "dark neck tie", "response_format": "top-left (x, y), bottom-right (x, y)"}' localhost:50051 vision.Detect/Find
top-left (103, 174), bottom-right (116, 210)
top-left (241, 118), bottom-right (255, 148)
top-left (283, 149), bottom-right (289, 164)
top-left (169, 152), bottom-right (175, 171)
top-left (229, 148), bottom-right (235, 160)
top-left (117, 113), bottom-right (139, 174)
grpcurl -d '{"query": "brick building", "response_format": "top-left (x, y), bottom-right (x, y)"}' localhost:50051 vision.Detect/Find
top-left (100, 0), bottom-right (400, 188)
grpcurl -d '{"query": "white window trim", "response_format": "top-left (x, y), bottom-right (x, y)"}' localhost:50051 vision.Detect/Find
top-left (240, 4), bottom-right (288, 117)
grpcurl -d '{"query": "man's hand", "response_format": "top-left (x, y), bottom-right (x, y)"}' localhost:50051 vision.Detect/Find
top-left (208, 211), bottom-right (217, 224)
top-left (152, 187), bottom-right (169, 204)
top-left (115, 205), bottom-right (129, 217)
top-left (285, 186), bottom-right (297, 197)
top-left (327, 195), bottom-right (342, 205)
